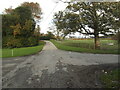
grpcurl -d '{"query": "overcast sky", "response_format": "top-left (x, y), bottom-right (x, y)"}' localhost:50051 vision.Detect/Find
top-left (0, 0), bottom-right (68, 34)
top-left (0, 0), bottom-right (119, 37)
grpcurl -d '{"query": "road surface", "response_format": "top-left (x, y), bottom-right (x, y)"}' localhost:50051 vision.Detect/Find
top-left (2, 41), bottom-right (118, 88)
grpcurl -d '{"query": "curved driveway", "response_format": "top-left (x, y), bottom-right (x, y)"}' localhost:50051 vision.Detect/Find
top-left (2, 41), bottom-right (118, 88)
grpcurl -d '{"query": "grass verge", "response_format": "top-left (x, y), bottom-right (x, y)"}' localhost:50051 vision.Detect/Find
top-left (51, 40), bottom-right (119, 54)
top-left (1, 41), bottom-right (45, 58)
top-left (100, 69), bottom-right (120, 88)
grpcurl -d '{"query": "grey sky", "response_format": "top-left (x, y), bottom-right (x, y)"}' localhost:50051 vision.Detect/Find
top-left (0, 0), bottom-right (119, 35)
top-left (0, 0), bottom-right (67, 33)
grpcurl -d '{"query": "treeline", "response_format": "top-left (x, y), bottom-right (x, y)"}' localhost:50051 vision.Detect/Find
top-left (2, 2), bottom-right (42, 48)
top-left (39, 31), bottom-right (55, 40)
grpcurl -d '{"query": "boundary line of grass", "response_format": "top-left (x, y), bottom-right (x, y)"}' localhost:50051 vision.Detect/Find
top-left (51, 40), bottom-right (119, 54)
top-left (1, 41), bottom-right (46, 58)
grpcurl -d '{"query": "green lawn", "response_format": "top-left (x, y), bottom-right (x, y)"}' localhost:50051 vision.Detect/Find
top-left (51, 39), bottom-right (119, 54)
top-left (100, 69), bottom-right (120, 88)
top-left (1, 41), bottom-right (45, 58)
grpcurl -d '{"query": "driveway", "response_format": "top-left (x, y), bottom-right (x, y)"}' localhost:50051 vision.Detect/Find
top-left (2, 41), bottom-right (118, 88)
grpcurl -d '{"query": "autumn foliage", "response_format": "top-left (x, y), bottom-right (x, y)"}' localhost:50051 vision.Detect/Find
top-left (2, 2), bottom-right (42, 48)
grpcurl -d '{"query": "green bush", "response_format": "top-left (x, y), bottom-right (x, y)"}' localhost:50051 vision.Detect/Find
top-left (28, 36), bottom-right (39, 46)
top-left (19, 38), bottom-right (29, 47)
top-left (39, 35), bottom-right (55, 40)
top-left (2, 36), bottom-right (22, 48)
top-left (2, 35), bottom-right (39, 48)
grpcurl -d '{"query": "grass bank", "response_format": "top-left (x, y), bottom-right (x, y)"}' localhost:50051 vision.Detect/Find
top-left (51, 40), bottom-right (119, 54)
top-left (1, 41), bottom-right (45, 58)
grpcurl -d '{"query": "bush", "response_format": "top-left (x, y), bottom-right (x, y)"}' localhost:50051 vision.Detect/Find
top-left (28, 36), bottom-right (39, 46)
top-left (39, 35), bottom-right (55, 40)
top-left (19, 37), bottom-right (29, 47)
top-left (2, 36), bottom-right (22, 48)
top-left (2, 35), bottom-right (39, 48)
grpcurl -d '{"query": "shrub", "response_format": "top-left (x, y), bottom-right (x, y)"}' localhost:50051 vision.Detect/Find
top-left (3, 36), bottom-right (22, 48)
top-left (2, 35), bottom-right (39, 48)
top-left (19, 37), bottom-right (29, 47)
top-left (28, 36), bottom-right (39, 46)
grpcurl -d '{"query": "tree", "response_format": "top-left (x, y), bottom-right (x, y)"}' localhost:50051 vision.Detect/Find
top-left (2, 5), bottom-right (39, 48)
top-left (46, 31), bottom-right (55, 39)
top-left (53, 11), bottom-right (79, 40)
top-left (2, 14), bottom-right (19, 36)
top-left (34, 25), bottom-right (40, 38)
top-left (39, 31), bottom-right (55, 40)
top-left (66, 2), bottom-right (117, 49)
top-left (22, 20), bottom-right (35, 37)
top-left (10, 24), bottom-right (21, 37)
top-left (13, 6), bottom-right (33, 25)
top-left (61, 12), bottom-right (80, 39)
top-left (34, 25), bottom-right (40, 43)
top-left (4, 7), bottom-right (13, 14)
top-left (53, 11), bottom-right (64, 40)
top-left (103, 2), bottom-right (120, 43)
top-left (21, 2), bottom-right (42, 19)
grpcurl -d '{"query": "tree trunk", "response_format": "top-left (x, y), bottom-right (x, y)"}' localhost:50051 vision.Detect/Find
top-left (56, 31), bottom-right (60, 41)
top-left (94, 34), bottom-right (100, 49)
top-left (62, 35), bottom-right (67, 40)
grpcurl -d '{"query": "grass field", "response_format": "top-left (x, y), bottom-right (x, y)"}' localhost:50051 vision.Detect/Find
top-left (1, 41), bottom-right (45, 58)
top-left (51, 39), bottom-right (119, 54)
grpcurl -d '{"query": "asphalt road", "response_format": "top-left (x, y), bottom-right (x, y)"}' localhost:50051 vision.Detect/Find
top-left (2, 41), bottom-right (118, 88)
